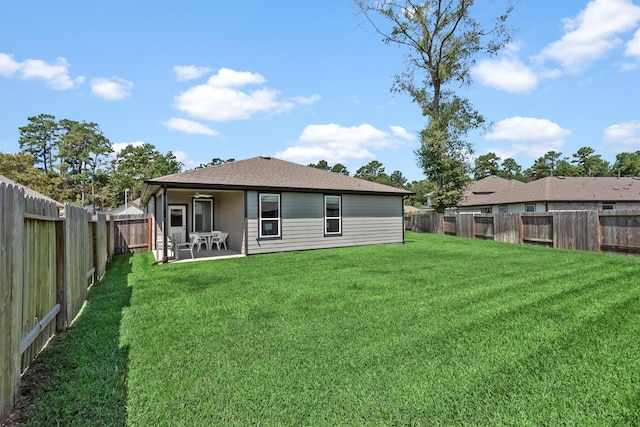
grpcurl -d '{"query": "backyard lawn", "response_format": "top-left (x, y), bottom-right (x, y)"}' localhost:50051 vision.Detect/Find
top-left (12, 232), bottom-right (640, 426)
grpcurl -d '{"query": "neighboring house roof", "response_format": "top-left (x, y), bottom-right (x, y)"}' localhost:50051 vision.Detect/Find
top-left (404, 205), bottom-right (420, 214)
top-left (460, 175), bottom-right (640, 207)
top-left (142, 156), bottom-right (412, 203)
top-left (0, 174), bottom-right (64, 208)
top-left (112, 197), bottom-right (143, 215)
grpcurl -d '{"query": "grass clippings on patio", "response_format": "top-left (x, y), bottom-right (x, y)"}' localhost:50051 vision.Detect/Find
top-left (11, 232), bottom-right (640, 426)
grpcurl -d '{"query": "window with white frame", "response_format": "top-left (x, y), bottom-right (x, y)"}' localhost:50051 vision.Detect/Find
top-left (325, 195), bottom-right (341, 235)
top-left (259, 193), bottom-right (280, 237)
top-left (480, 207), bottom-right (491, 214)
top-left (525, 204), bottom-right (536, 212)
top-left (499, 205), bottom-right (508, 213)
top-left (602, 203), bottom-right (615, 210)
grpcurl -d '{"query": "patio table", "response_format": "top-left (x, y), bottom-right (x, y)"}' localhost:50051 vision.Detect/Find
top-left (195, 231), bottom-right (221, 251)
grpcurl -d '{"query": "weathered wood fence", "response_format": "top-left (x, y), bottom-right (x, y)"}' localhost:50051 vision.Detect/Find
top-left (1, 182), bottom-right (151, 422)
top-left (405, 210), bottom-right (640, 255)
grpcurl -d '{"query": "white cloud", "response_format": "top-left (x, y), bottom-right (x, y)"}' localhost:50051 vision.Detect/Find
top-left (163, 117), bottom-right (218, 136)
top-left (206, 68), bottom-right (266, 88)
top-left (173, 65), bottom-right (212, 81)
top-left (472, 58), bottom-right (538, 93)
top-left (275, 123), bottom-right (414, 165)
top-left (0, 52), bottom-right (84, 89)
top-left (174, 67), bottom-right (320, 121)
top-left (536, 0), bottom-right (640, 73)
top-left (486, 116), bottom-right (571, 159)
top-left (91, 76), bottom-right (133, 100)
top-left (625, 28), bottom-right (640, 57)
top-left (602, 120), bottom-right (640, 147)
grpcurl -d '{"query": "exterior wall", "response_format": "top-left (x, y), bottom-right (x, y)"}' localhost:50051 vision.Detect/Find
top-left (215, 192), bottom-right (245, 253)
top-left (246, 191), bottom-right (404, 255)
top-left (458, 202), bottom-right (546, 214)
top-left (548, 201), bottom-right (640, 210)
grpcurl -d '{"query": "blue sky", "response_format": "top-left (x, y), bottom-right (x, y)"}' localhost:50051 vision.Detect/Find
top-left (1, 0), bottom-right (639, 182)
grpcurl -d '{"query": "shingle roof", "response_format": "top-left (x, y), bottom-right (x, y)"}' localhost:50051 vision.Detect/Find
top-left (460, 176), bottom-right (640, 206)
top-left (142, 156), bottom-right (412, 201)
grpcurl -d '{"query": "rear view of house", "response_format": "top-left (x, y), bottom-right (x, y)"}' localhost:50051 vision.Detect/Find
top-left (141, 156), bottom-right (411, 261)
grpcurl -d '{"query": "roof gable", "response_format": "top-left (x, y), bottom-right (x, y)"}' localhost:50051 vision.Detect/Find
top-left (143, 156), bottom-right (412, 199)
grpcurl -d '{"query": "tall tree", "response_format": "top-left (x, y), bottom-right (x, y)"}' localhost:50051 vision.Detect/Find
top-left (58, 119), bottom-right (113, 206)
top-left (355, 160), bottom-right (386, 179)
top-left (524, 151), bottom-right (569, 180)
top-left (571, 146), bottom-right (611, 177)
top-left (108, 143), bottom-right (182, 207)
top-left (0, 152), bottom-right (50, 195)
top-left (612, 151), bottom-right (640, 177)
top-left (498, 157), bottom-right (523, 180)
top-left (196, 157), bottom-right (235, 169)
top-left (18, 114), bottom-right (61, 173)
top-left (473, 152), bottom-right (501, 180)
top-left (404, 179), bottom-right (436, 207)
top-left (309, 160), bottom-right (350, 175)
top-left (358, 0), bottom-right (514, 212)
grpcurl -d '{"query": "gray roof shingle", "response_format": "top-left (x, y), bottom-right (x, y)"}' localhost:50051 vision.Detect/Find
top-left (143, 156), bottom-right (412, 199)
top-left (460, 176), bottom-right (640, 206)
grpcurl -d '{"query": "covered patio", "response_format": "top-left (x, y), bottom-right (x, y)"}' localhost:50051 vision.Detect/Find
top-left (153, 244), bottom-right (244, 263)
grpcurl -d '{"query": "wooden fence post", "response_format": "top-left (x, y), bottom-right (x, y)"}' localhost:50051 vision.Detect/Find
top-left (55, 220), bottom-right (67, 331)
top-left (0, 184), bottom-right (25, 421)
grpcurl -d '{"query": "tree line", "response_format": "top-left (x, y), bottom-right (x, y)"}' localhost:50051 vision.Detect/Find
top-left (0, 113), bottom-right (182, 211)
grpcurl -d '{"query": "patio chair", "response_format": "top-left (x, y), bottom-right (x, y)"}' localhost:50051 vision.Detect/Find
top-left (176, 233), bottom-right (199, 259)
top-left (214, 232), bottom-right (228, 250)
top-left (189, 233), bottom-right (206, 252)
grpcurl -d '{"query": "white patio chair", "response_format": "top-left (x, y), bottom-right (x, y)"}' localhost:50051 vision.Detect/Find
top-left (189, 233), bottom-right (206, 252)
top-left (214, 232), bottom-right (228, 250)
top-left (176, 233), bottom-right (198, 259)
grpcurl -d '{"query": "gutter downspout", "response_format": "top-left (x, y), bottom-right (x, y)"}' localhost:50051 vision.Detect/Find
top-left (162, 185), bottom-right (168, 263)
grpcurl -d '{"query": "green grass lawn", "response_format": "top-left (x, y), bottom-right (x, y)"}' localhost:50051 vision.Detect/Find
top-left (13, 232), bottom-right (640, 426)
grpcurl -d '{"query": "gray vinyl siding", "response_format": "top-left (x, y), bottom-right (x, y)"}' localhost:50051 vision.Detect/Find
top-left (215, 192), bottom-right (245, 253)
top-left (246, 191), bottom-right (404, 254)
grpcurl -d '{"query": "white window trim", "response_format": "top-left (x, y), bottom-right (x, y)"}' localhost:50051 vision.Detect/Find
top-left (193, 199), bottom-right (213, 232)
top-left (525, 204), bottom-right (536, 213)
top-left (259, 193), bottom-right (281, 238)
top-left (324, 195), bottom-right (342, 235)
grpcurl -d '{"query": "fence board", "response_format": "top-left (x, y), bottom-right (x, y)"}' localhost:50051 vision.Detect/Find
top-left (473, 215), bottom-right (494, 240)
top-left (64, 205), bottom-right (91, 324)
top-left (0, 184), bottom-right (24, 422)
top-left (112, 214), bottom-right (151, 254)
top-left (522, 213), bottom-right (553, 246)
top-left (553, 210), bottom-right (600, 252)
top-left (599, 210), bottom-right (640, 255)
top-left (494, 213), bottom-right (521, 243)
top-left (455, 214), bottom-right (475, 238)
top-left (443, 215), bottom-right (456, 236)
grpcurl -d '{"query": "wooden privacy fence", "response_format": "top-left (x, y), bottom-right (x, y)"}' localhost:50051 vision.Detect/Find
top-left (405, 210), bottom-right (640, 255)
top-left (0, 183), bottom-right (151, 422)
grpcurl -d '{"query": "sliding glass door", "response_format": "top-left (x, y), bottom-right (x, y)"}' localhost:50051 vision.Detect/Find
top-left (193, 199), bottom-right (213, 232)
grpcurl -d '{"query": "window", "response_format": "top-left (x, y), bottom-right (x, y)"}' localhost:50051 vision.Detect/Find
top-left (602, 203), bottom-right (615, 210)
top-left (193, 199), bottom-right (213, 232)
top-left (525, 204), bottom-right (536, 212)
top-left (499, 205), bottom-right (508, 213)
top-left (259, 193), bottom-right (280, 238)
top-left (480, 207), bottom-right (491, 214)
top-left (325, 195), bottom-right (341, 235)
